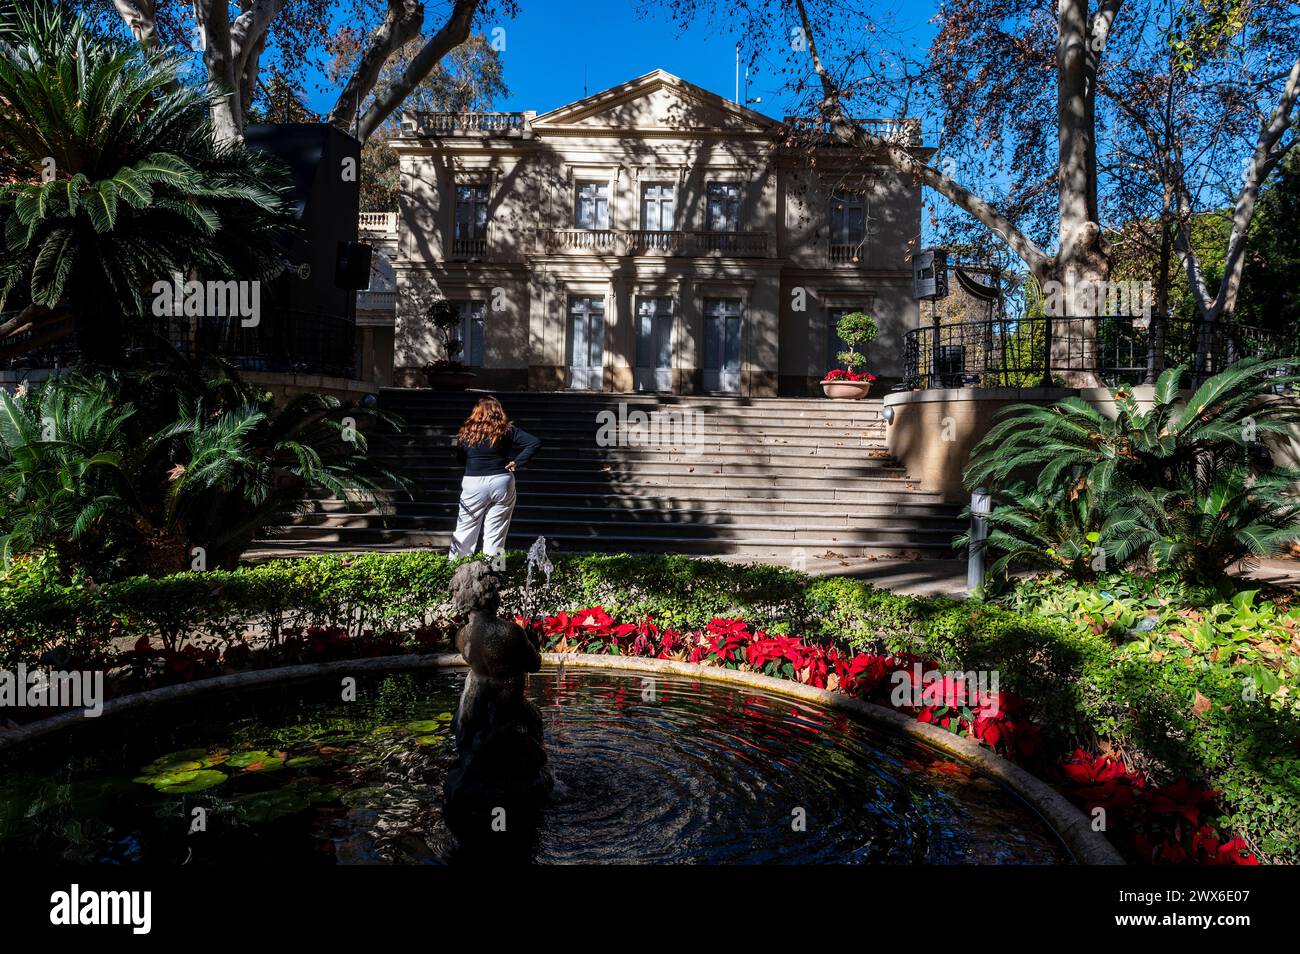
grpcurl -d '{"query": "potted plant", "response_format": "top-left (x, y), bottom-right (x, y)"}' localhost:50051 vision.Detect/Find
top-left (423, 298), bottom-right (477, 390)
top-left (821, 311), bottom-right (879, 399)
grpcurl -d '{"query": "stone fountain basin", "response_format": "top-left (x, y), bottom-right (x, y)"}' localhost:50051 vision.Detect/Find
top-left (0, 654), bottom-right (1123, 865)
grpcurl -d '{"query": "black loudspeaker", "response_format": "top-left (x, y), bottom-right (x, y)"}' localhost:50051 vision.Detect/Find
top-left (335, 241), bottom-right (373, 290)
top-left (912, 249), bottom-right (949, 300)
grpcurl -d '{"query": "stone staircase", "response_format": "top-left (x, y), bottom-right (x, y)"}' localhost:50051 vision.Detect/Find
top-left (250, 390), bottom-right (964, 561)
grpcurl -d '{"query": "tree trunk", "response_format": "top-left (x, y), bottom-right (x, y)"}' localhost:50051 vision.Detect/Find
top-left (1053, 0), bottom-right (1108, 387)
top-left (1148, 210), bottom-right (1172, 384)
top-left (193, 0), bottom-right (244, 145)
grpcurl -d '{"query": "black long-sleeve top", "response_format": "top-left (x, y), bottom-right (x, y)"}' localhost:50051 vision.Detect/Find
top-left (455, 425), bottom-right (542, 477)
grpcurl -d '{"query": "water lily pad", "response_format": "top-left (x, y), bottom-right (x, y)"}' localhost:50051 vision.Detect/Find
top-left (133, 768), bottom-right (203, 786)
top-left (240, 756), bottom-right (287, 773)
top-left (144, 748), bottom-right (207, 766)
top-left (413, 735), bottom-right (446, 747)
top-left (233, 789), bottom-right (309, 823)
top-left (285, 756), bottom-right (324, 769)
top-left (155, 770), bottom-right (227, 794)
top-left (225, 750), bottom-right (272, 768)
top-left (403, 720), bottom-right (445, 733)
top-left (138, 759), bottom-right (203, 777)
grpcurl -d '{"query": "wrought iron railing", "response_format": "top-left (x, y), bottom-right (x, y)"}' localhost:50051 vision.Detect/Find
top-left (902, 316), bottom-right (1291, 390)
top-left (4, 309), bottom-right (357, 380)
top-left (186, 308), bottom-right (356, 378)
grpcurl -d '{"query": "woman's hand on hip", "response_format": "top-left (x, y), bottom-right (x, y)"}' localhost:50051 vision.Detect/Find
top-left (505, 461), bottom-right (517, 473)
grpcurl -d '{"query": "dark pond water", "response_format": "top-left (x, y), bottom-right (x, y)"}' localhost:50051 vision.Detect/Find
top-left (0, 668), bottom-right (1070, 864)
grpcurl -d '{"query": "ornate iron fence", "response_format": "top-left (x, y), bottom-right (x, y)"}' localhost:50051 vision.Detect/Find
top-left (902, 316), bottom-right (1291, 390)
top-left (4, 308), bottom-right (357, 380)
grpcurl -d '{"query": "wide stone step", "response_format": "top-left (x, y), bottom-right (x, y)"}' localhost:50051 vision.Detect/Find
top-left (381, 424), bottom-right (886, 442)
top-left (253, 389), bottom-right (945, 562)
top-left (249, 537), bottom-right (948, 561)
top-left (390, 457), bottom-right (906, 477)
top-left (305, 494), bottom-right (957, 515)
top-left (256, 522), bottom-right (957, 549)
top-left (380, 388), bottom-right (884, 411)
top-left (383, 448), bottom-right (895, 468)
top-left (288, 509), bottom-right (964, 532)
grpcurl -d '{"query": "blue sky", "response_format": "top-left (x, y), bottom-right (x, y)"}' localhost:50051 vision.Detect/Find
top-left (483, 2), bottom-right (774, 115)
top-left (304, 0), bottom-right (936, 121)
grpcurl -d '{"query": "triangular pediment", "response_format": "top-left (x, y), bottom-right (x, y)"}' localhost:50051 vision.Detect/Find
top-left (532, 69), bottom-right (778, 135)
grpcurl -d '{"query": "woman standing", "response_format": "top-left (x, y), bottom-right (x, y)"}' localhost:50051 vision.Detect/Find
top-left (449, 396), bottom-right (541, 558)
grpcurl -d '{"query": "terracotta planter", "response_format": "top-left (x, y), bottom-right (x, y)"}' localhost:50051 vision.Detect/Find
top-left (424, 369), bottom-right (477, 391)
top-left (820, 378), bottom-right (872, 400)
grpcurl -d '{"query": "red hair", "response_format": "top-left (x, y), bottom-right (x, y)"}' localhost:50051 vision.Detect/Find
top-left (457, 396), bottom-right (511, 446)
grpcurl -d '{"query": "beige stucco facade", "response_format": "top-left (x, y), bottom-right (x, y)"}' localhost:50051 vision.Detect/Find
top-left (389, 70), bottom-right (925, 395)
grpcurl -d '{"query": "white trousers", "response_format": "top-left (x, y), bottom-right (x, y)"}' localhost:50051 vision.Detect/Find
top-left (449, 473), bottom-right (516, 558)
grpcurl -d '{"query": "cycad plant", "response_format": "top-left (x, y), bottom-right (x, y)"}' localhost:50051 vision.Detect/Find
top-left (962, 358), bottom-right (1300, 583)
top-left (0, 359), bottom-right (409, 578)
top-left (0, 0), bottom-right (290, 362)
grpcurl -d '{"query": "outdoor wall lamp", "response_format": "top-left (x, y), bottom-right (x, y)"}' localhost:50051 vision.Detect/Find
top-left (881, 406), bottom-right (894, 424)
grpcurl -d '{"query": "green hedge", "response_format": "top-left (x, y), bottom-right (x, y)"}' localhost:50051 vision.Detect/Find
top-left (2, 550), bottom-right (1297, 861)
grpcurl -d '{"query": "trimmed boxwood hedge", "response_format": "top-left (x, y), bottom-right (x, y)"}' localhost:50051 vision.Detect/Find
top-left (2, 550), bottom-right (1297, 861)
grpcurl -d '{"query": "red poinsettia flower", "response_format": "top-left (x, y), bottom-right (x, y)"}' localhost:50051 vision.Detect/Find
top-left (1189, 827), bottom-right (1258, 866)
top-left (1060, 748), bottom-right (1143, 808)
top-left (706, 618), bottom-right (753, 639)
top-left (746, 634), bottom-right (808, 670)
top-left (823, 369), bottom-right (878, 382)
top-left (1143, 779), bottom-right (1220, 826)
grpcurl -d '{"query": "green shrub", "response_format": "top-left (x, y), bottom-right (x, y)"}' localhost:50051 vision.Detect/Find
top-left (1, 550), bottom-right (1296, 861)
top-left (963, 358), bottom-right (1300, 583)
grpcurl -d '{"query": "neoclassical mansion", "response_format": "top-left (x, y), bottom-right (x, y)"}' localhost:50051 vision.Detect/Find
top-left (379, 69), bottom-right (926, 395)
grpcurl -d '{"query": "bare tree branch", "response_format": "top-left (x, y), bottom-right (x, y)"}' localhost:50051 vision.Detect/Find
top-left (791, 0), bottom-right (1050, 274)
top-left (111, 0), bottom-right (159, 49)
top-left (326, 0), bottom-right (482, 139)
top-left (1213, 53), bottom-right (1300, 318)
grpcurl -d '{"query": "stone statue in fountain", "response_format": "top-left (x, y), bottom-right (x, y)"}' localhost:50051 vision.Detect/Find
top-left (443, 561), bottom-right (551, 829)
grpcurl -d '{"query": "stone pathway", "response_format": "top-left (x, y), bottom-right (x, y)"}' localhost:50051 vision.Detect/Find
top-left (718, 554), bottom-right (1300, 599)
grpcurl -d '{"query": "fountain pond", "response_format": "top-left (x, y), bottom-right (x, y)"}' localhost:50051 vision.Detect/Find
top-left (0, 667), bottom-right (1071, 864)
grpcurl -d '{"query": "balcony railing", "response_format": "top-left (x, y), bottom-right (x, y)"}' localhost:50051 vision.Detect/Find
top-left (356, 289), bottom-right (397, 310)
top-left (541, 228), bottom-right (620, 252)
top-left (902, 316), bottom-right (1291, 390)
top-left (358, 212), bottom-right (397, 232)
top-left (405, 111), bottom-right (531, 135)
top-left (829, 243), bottom-right (862, 264)
top-left (690, 231), bottom-right (769, 255)
top-left (624, 229), bottom-right (683, 253)
top-left (451, 236), bottom-right (489, 258)
top-left (538, 228), bottom-right (771, 257)
top-left (785, 116), bottom-right (923, 146)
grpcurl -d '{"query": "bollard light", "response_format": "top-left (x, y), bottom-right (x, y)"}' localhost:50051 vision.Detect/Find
top-left (967, 486), bottom-right (992, 593)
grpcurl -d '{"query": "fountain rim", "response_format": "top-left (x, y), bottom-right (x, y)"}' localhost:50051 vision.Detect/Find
top-left (0, 652), bottom-right (1123, 866)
